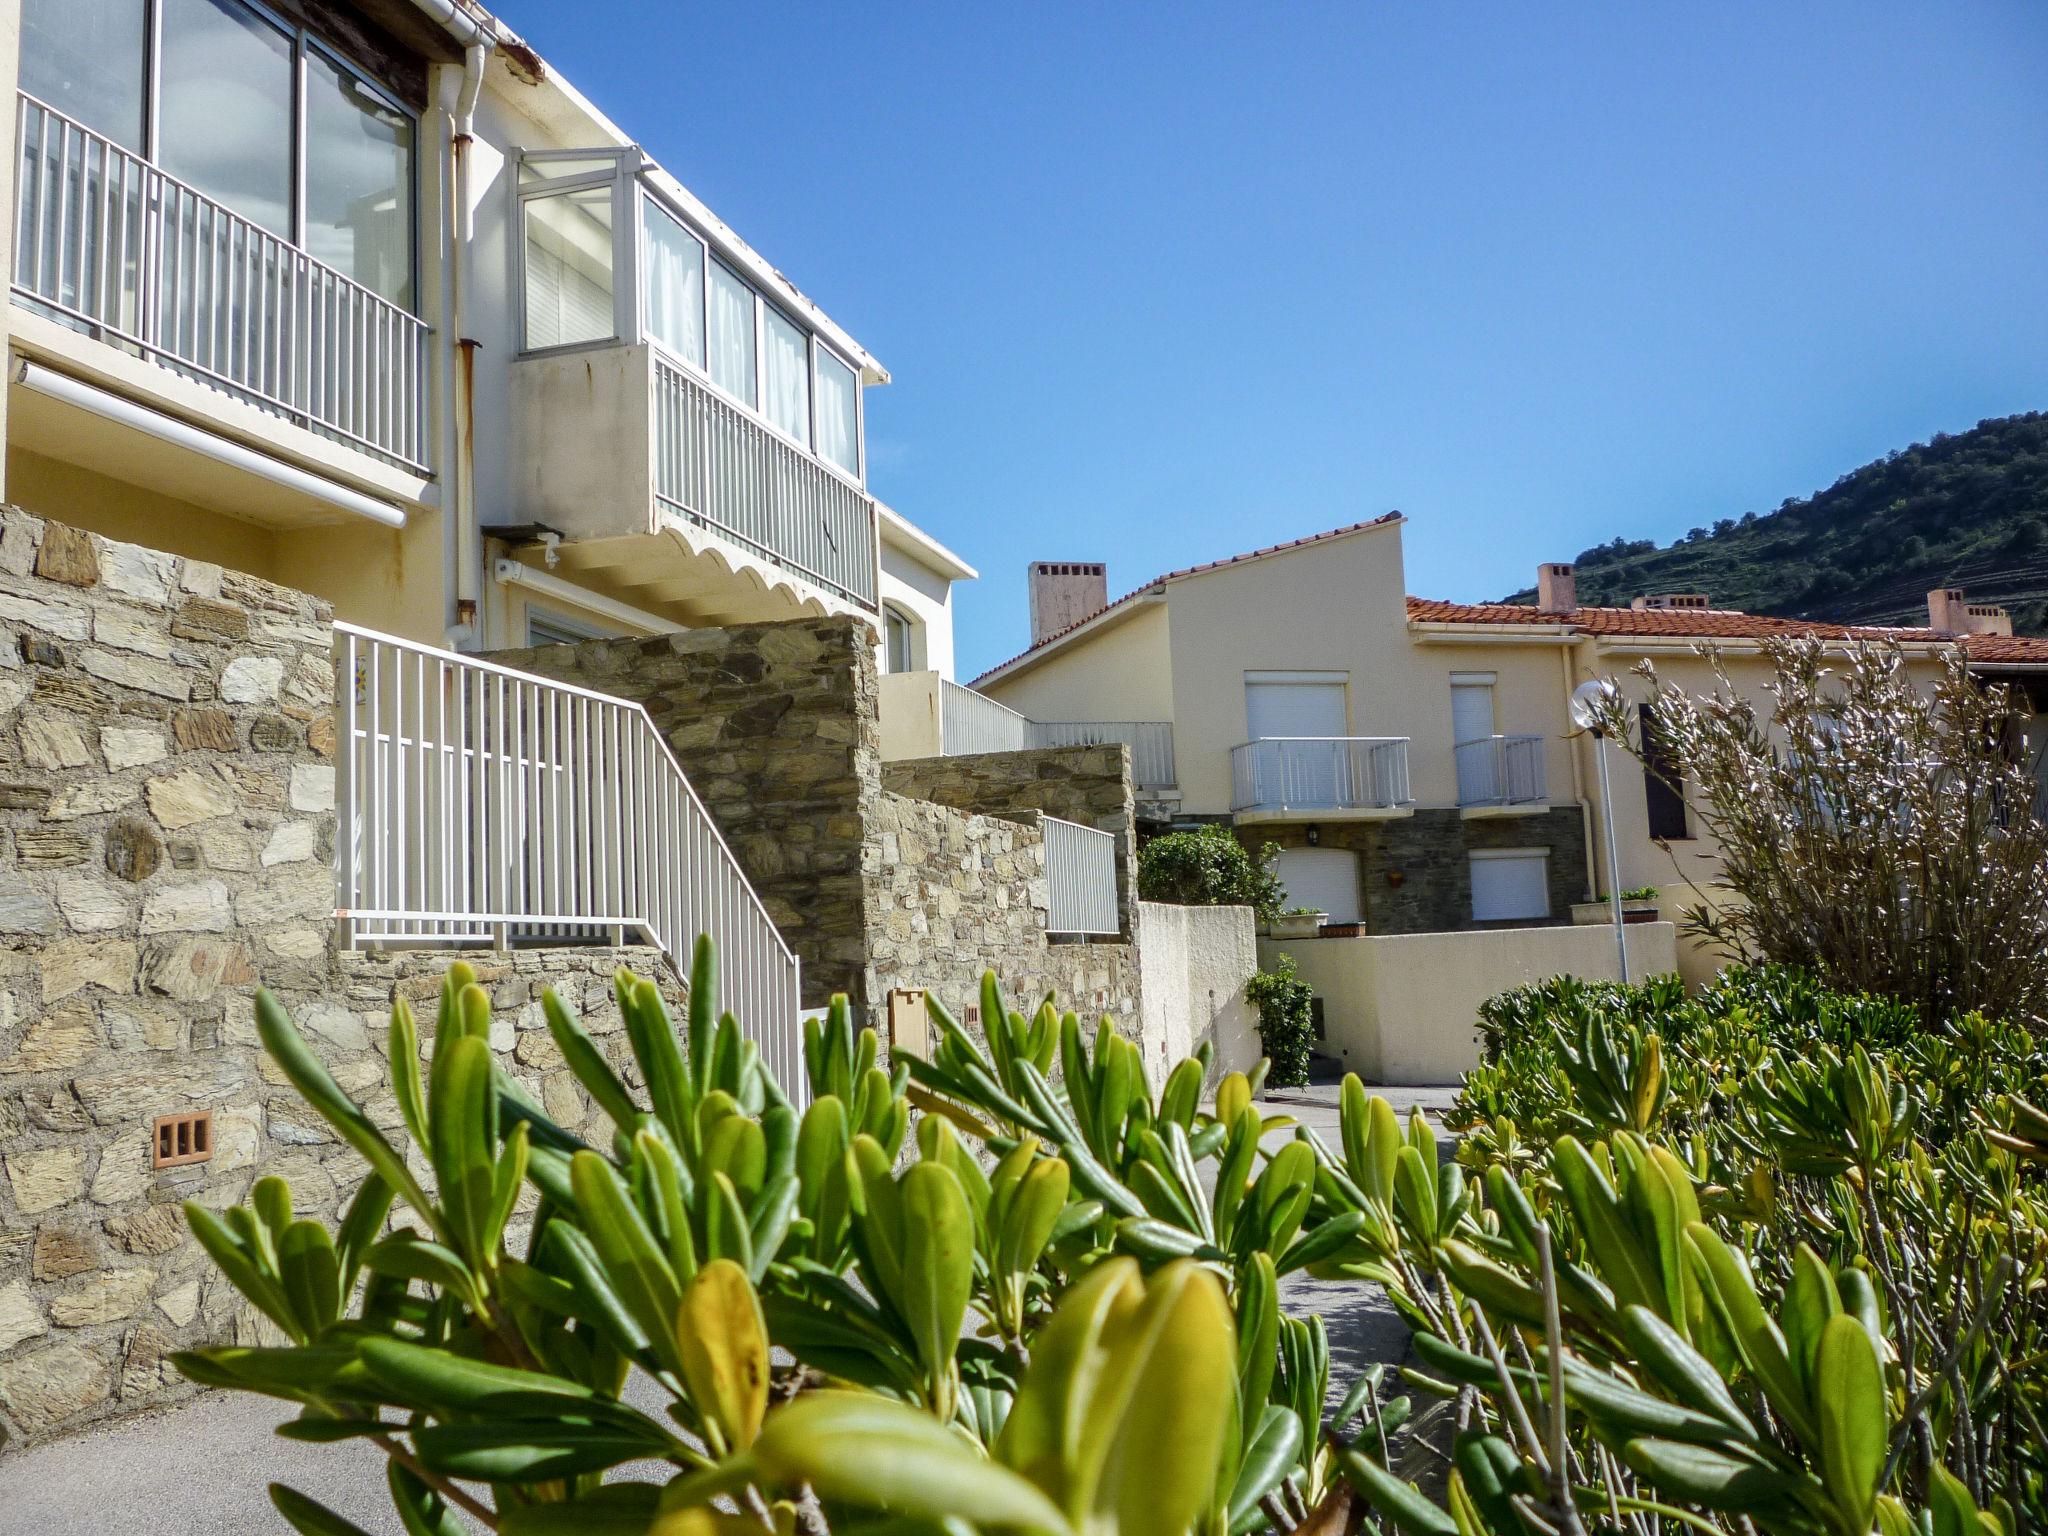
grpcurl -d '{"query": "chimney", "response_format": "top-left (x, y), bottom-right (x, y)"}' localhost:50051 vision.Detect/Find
top-left (1028, 561), bottom-right (1108, 645)
top-left (1631, 593), bottom-right (1711, 611)
top-left (1536, 562), bottom-right (1577, 614)
top-left (1927, 588), bottom-right (2013, 637)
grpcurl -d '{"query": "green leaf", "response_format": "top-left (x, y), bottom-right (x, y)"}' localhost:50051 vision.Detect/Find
top-left (1225, 1403), bottom-right (1304, 1531)
top-left (570, 1149), bottom-right (687, 1376)
top-left (389, 997), bottom-right (429, 1148)
top-left (358, 1334), bottom-right (606, 1413)
top-left (1684, 1222), bottom-right (1819, 1450)
top-left (675, 1259), bottom-right (769, 1453)
top-left (1815, 1313), bottom-right (1885, 1536)
top-left (254, 989), bottom-right (437, 1235)
top-left (182, 1202), bottom-right (299, 1340)
top-left (755, 1390), bottom-right (1072, 1534)
top-left (268, 1484), bottom-right (376, 1536)
top-left (898, 1160), bottom-right (975, 1383)
top-left (386, 1462), bottom-right (468, 1536)
top-left (333, 1175), bottom-right (393, 1297)
top-left (277, 1219), bottom-right (341, 1339)
top-left (1618, 1304), bottom-right (1755, 1439)
top-left (1620, 1438), bottom-right (1809, 1514)
top-left (543, 986), bottom-right (643, 1134)
top-left (1334, 1445), bottom-right (1458, 1536)
top-left (411, 1422), bottom-right (659, 1482)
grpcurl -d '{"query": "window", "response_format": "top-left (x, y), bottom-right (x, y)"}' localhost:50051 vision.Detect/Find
top-left (1640, 704), bottom-right (1690, 839)
top-left (1450, 672), bottom-right (1497, 803)
top-left (708, 261), bottom-right (758, 403)
top-left (1273, 848), bottom-right (1362, 924)
top-left (1470, 848), bottom-right (1550, 922)
top-left (884, 605), bottom-right (918, 673)
top-left (527, 609), bottom-right (616, 647)
top-left (159, 0), bottom-right (294, 233)
top-left (816, 349), bottom-right (859, 475)
top-left (763, 307), bottom-right (810, 447)
top-left (21, 0), bottom-right (416, 305)
top-left (22, 0), bottom-right (147, 150)
top-left (520, 157), bottom-right (620, 351)
top-left (641, 200), bottom-right (705, 367)
top-left (305, 49), bottom-right (416, 308)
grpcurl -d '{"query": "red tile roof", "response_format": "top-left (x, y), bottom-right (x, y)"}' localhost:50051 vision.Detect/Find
top-left (1405, 598), bottom-right (2048, 660)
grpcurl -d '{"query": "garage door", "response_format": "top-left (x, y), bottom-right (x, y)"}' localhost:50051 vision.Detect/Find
top-left (1273, 847), bottom-right (1362, 924)
top-left (1470, 848), bottom-right (1550, 922)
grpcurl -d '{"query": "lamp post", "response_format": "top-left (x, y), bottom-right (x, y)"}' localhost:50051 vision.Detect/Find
top-left (1570, 679), bottom-right (1629, 984)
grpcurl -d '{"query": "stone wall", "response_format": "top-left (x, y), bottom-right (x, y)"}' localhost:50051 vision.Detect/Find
top-left (0, 508), bottom-right (336, 1445)
top-left (1236, 805), bottom-right (1591, 934)
top-left (867, 791), bottom-right (1139, 1031)
top-left (488, 619), bottom-right (879, 1008)
top-left (880, 744), bottom-right (1138, 936)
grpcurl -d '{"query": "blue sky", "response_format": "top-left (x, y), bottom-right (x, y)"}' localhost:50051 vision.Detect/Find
top-left (499, 1), bottom-right (2048, 677)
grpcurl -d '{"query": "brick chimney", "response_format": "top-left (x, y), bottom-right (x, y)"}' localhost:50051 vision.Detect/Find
top-left (1028, 561), bottom-right (1108, 645)
top-left (1536, 562), bottom-right (1577, 614)
top-left (1926, 588), bottom-right (2013, 637)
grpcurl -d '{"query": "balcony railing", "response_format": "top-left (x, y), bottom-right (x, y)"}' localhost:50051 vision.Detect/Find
top-left (1454, 733), bottom-right (1548, 808)
top-left (335, 623), bottom-right (804, 1099)
top-left (653, 353), bottom-right (878, 610)
top-left (1230, 737), bottom-right (1412, 815)
top-left (936, 680), bottom-right (1178, 793)
top-left (13, 94), bottom-right (429, 472)
top-left (1042, 815), bottom-right (1119, 936)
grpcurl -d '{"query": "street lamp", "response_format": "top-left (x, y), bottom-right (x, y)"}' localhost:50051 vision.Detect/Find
top-left (1570, 678), bottom-right (1630, 984)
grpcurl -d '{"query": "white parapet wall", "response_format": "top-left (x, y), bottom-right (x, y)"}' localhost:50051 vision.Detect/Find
top-left (1262, 921), bottom-right (1679, 1085)
top-left (1136, 901), bottom-right (1261, 1088)
top-left (878, 669), bottom-right (944, 760)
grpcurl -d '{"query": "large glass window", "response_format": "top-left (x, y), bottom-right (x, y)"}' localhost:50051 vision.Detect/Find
top-left (523, 184), bottom-right (616, 350)
top-left (816, 349), bottom-right (858, 475)
top-left (708, 261), bottom-right (757, 404)
top-left (641, 200), bottom-right (705, 366)
top-left (305, 50), bottom-right (415, 309)
top-left (21, 0), bottom-right (147, 150)
top-left (763, 307), bottom-right (810, 447)
top-left (158, 0), bottom-right (294, 233)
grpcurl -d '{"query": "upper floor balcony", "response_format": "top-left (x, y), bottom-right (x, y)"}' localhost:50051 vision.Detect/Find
top-left (1230, 736), bottom-right (1413, 823)
top-left (1454, 733), bottom-right (1550, 813)
top-left (14, 93), bottom-right (430, 476)
top-left (507, 151), bottom-right (881, 618)
top-left (912, 677), bottom-right (1177, 796)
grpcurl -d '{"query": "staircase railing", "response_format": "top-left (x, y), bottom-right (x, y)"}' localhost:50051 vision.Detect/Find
top-left (334, 623), bottom-right (802, 1092)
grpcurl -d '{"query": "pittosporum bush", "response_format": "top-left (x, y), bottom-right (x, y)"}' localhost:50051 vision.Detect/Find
top-left (1245, 954), bottom-right (1316, 1088)
top-left (1595, 637), bottom-right (2048, 1032)
top-left (1137, 825), bottom-right (1285, 922)
top-left (178, 941), bottom-right (2044, 1534)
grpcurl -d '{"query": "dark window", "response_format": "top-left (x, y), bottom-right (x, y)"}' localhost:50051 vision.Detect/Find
top-left (1640, 704), bottom-right (1689, 839)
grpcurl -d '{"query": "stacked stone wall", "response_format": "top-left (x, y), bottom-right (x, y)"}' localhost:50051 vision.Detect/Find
top-left (879, 744), bottom-right (1138, 936)
top-left (866, 791), bottom-right (1138, 1028)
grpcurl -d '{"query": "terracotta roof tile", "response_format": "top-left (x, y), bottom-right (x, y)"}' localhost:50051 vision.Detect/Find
top-left (1406, 598), bottom-right (2048, 659)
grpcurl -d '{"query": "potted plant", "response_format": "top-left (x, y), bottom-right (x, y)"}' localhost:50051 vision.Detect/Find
top-left (1573, 886), bottom-right (1660, 925)
top-left (1267, 905), bottom-right (1327, 939)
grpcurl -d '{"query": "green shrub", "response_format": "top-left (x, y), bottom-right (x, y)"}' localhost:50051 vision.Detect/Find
top-left (1245, 955), bottom-right (1315, 1088)
top-left (1137, 824), bottom-right (1283, 921)
top-left (177, 942), bottom-right (2044, 1535)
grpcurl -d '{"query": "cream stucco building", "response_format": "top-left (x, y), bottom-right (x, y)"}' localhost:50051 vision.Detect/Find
top-left (968, 515), bottom-right (2048, 986)
top-left (1, 0), bottom-right (971, 656)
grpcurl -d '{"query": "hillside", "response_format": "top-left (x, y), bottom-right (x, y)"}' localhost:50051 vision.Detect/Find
top-left (1503, 413), bottom-right (2048, 633)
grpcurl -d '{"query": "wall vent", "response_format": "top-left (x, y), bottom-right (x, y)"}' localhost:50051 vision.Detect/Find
top-left (152, 1111), bottom-right (213, 1169)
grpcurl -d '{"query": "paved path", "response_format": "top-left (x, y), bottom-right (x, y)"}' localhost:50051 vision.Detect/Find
top-left (0, 1081), bottom-right (1461, 1534)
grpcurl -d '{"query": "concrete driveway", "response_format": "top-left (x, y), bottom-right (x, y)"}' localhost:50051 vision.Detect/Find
top-left (0, 1080), bottom-right (1460, 1535)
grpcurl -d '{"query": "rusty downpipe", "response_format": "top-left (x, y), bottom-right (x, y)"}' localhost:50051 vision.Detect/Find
top-left (447, 42), bottom-right (486, 642)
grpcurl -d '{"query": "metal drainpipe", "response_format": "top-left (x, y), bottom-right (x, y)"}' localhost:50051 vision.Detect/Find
top-left (1562, 640), bottom-right (1600, 901)
top-left (447, 43), bottom-right (486, 646)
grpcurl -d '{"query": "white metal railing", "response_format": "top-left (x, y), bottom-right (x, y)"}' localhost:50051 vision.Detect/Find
top-left (12, 94), bottom-right (429, 472)
top-left (653, 354), bottom-right (878, 610)
top-left (939, 678), bottom-right (1034, 755)
top-left (1454, 733), bottom-right (1548, 808)
top-left (334, 623), bottom-right (803, 1096)
top-left (937, 681), bottom-right (1177, 793)
top-left (1230, 737), bottom-right (1412, 814)
top-left (1042, 815), bottom-right (1119, 936)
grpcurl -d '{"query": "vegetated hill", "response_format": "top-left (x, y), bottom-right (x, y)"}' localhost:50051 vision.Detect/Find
top-left (1502, 413), bottom-right (2048, 634)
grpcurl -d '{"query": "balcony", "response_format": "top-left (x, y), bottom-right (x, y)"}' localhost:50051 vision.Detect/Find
top-left (510, 344), bottom-right (879, 620)
top-left (1454, 734), bottom-right (1549, 813)
top-left (928, 679), bottom-right (1178, 796)
top-left (1230, 737), bottom-right (1413, 822)
top-left (12, 94), bottom-right (428, 473)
